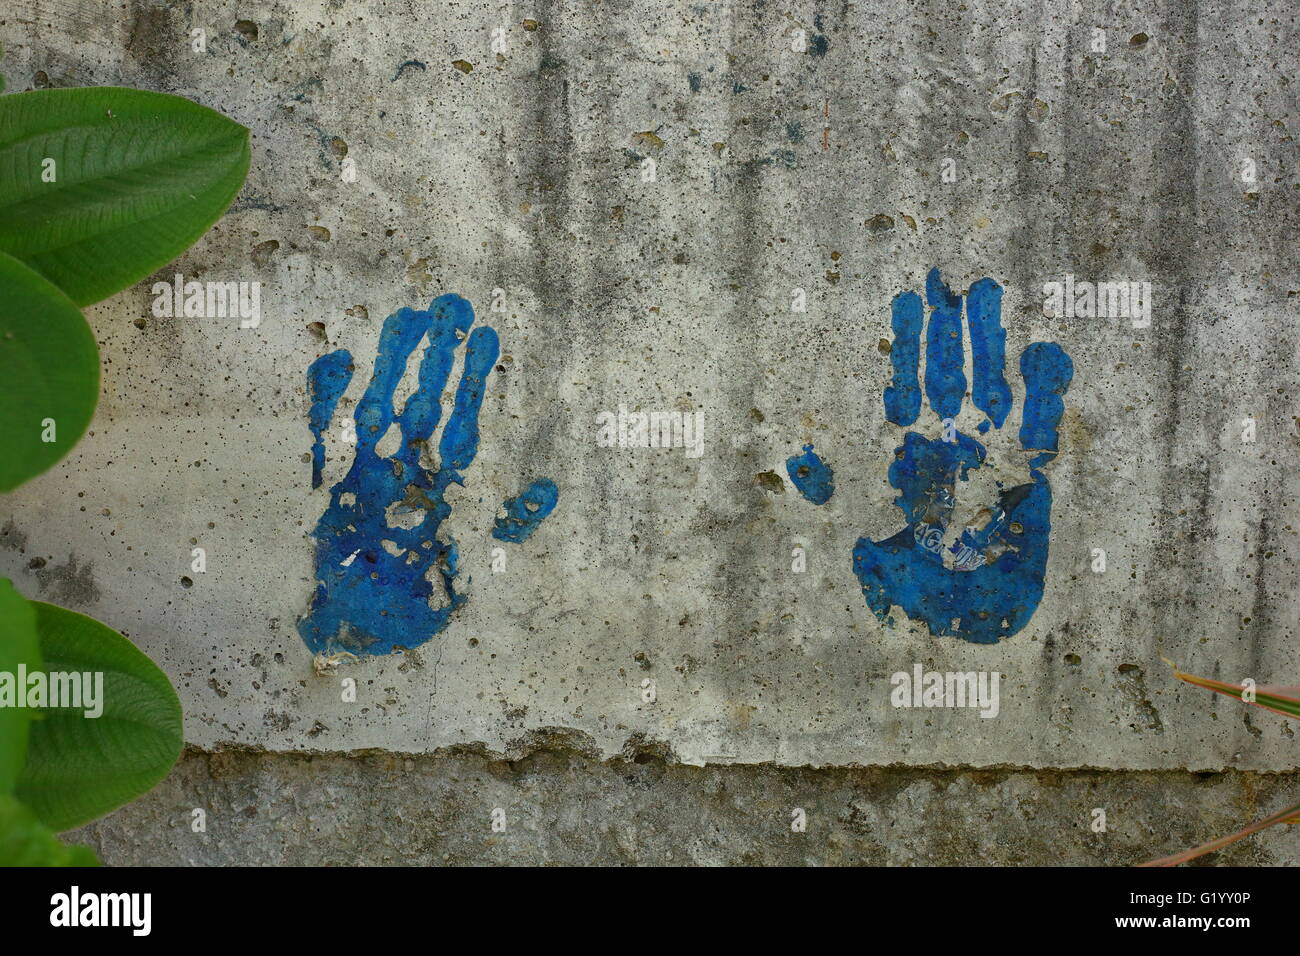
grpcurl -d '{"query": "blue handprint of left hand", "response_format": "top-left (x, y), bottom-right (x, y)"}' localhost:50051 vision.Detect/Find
top-left (788, 269), bottom-right (1073, 644)
top-left (299, 293), bottom-right (557, 656)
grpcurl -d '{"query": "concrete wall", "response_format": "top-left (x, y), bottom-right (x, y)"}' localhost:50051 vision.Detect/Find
top-left (1, 0), bottom-right (1296, 863)
top-left (67, 745), bottom-right (1300, 866)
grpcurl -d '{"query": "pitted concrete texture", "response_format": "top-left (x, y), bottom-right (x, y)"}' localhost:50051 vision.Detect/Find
top-left (0, 0), bottom-right (1296, 781)
top-left (67, 746), bottom-right (1300, 866)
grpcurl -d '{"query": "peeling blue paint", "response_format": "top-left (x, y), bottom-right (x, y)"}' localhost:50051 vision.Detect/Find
top-left (299, 294), bottom-right (557, 656)
top-left (307, 350), bottom-right (353, 489)
top-left (392, 59), bottom-right (427, 81)
top-left (924, 268), bottom-right (966, 420)
top-left (857, 269), bottom-right (1072, 643)
top-left (786, 444), bottom-right (834, 504)
top-left (493, 479), bottom-right (560, 543)
top-left (966, 277), bottom-right (1012, 428)
top-left (883, 290), bottom-right (923, 426)
top-left (852, 466), bottom-right (1055, 644)
top-left (809, 16), bottom-right (830, 57)
top-left (790, 270), bottom-right (1073, 644)
top-left (765, 148), bottom-right (798, 168)
top-left (1019, 342), bottom-right (1074, 467)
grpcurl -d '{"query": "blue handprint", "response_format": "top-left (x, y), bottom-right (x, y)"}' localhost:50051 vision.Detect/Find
top-left (789, 269), bottom-right (1073, 645)
top-left (300, 293), bottom-right (557, 656)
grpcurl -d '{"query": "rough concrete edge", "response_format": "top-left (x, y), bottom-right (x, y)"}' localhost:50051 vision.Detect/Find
top-left (200, 728), bottom-right (1300, 776)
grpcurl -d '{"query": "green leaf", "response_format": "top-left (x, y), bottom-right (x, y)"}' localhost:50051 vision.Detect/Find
top-left (0, 251), bottom-right (99, 492)
top-left (0, 579), bottom-right (41, 793)
top-left (0, 87), bottom-right (250, 306)
top-left (0, 794), bottom-right (98, 866)
top-left (1165, 661), bottom-right (1300, 719)
top-left (16, 602), bottom-right (182, 831)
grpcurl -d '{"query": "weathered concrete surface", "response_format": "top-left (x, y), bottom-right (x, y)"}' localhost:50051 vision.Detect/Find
top-left (68, 745), bottom-right (1300, 865)
top-left (1, 0), bottom-right (1297, 837)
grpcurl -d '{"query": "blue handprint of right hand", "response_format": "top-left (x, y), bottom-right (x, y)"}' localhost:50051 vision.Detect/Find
top-left (300, 293), bottom-right (557, 656)
top-left (788, 269), bottom-right (1073, 644)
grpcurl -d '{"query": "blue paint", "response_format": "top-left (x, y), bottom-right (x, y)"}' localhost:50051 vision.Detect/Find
top-left (786, 445), bottom-right (834, 505)
top-left (966, 277), bottom-right (1012, 428)
top-left (885, 431), bottom-right (984, 526)
top-left (791, 269), bottom-right (1073, 644)
top-left (852, 467), bottom-right (1054, 644)
top-left (808, 13), bottom-right (830, 57)
top-left (299, 293), bottom-right (557, 656)
top-left (765, 148), bottom-right (798, 169)
top-left (493, 479), bottom-right (560, 542)
top-left (1019, 342), bottom-right (1073, 466)
top-left (392, 59), bottom-right (427, 81)
top-left (883, 290), bottom-right (923, 426)
top-left (853, 270), bottom-right (1072, 643)
top-left (307, 350), bottom-right (353, 489)
top-left (924, 268), bottom-right (966, 420)
top-left (438, 325), bottom-right (498, 475)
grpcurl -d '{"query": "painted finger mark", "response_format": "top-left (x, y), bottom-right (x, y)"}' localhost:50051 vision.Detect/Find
top-left (354, 306), bottom-right (434, 456)
top-left (883, 291), bottom-right (923, 426)
top-left (1019, 342), bottom-right (1074, 463)
top-left (924, 268), bottom-right (966, 420)
top-left (396, 293), bottom-right (474, 457)
top-left (436, 325), bottom-right (499, 482)
top-left (966, 277), bottom-right (1013, 429)
top-left (307, 349), bottom-right (353, 488)
top-left (493, 478), bottom-right (559, 543)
